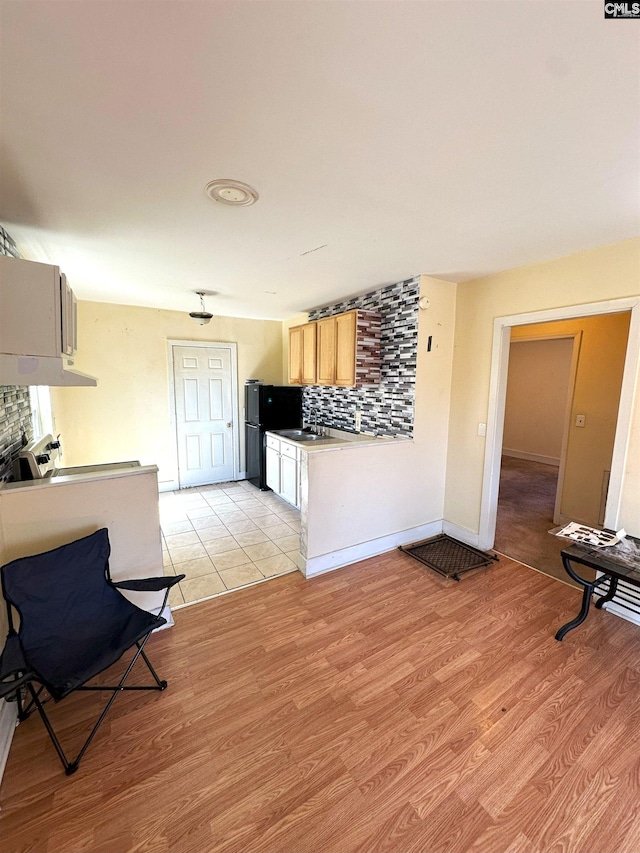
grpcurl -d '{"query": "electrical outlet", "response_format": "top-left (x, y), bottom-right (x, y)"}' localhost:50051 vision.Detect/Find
top-left (355, 410), bottom-right (362, 432)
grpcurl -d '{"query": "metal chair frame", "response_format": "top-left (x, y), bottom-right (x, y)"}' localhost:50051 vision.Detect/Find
top-left (0, 530), bottom-right (184, 775)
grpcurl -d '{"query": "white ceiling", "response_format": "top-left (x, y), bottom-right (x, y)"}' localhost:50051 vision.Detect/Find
top-left (1, 1), bottom-right (638, 321)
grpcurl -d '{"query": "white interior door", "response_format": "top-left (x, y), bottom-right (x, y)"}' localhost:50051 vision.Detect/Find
top-left (172, 344), bottom-right (236, 487)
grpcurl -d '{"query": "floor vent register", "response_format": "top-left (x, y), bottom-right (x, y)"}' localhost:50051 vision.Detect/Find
top-left (399, 534), bottom-right (498, 581)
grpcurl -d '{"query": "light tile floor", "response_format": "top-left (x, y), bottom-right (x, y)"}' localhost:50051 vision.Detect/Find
top-left (160, 480), bottom-right (302, 608)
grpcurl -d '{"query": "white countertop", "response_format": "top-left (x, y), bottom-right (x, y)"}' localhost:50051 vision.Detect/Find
top-left (0, 464), bottom-right (159, 493)
top-left (267, 427), bottom-right (410, 453)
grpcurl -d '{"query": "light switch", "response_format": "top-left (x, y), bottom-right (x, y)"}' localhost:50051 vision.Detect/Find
top-left (477, 423), bottom-right (486, 437)
top-left (575, 414), bottom-right (586, 428)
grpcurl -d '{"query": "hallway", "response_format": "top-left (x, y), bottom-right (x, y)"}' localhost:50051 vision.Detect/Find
top-left (494, 456), bottom-right (575, 586)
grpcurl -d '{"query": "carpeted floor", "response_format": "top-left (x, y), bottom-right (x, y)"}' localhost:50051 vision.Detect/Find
top-left (494, 455), bottom-right (590, 586)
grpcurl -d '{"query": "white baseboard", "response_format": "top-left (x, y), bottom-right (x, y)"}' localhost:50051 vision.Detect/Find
top-left (151, 603), bottom-right (175, 631)
top-left (597, 577), bottom-right (640, 626)
top-left (502, 448), bottom-right (560, 467)
top-left (303, 520), bottom-right (443, 578)
top-left (600, 602), bottom-right (640, 627)
top-left (442, 521), bottom-right (482, 548)
top-left (0, 700), bottom-right (17, 790)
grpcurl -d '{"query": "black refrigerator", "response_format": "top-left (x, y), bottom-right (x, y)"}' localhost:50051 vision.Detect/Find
top-left (245, 383), bottom-right (303, 489)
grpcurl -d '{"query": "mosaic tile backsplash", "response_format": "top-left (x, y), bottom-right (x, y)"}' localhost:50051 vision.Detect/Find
top-left (304, 276), bottom-right (419, 437)
top-left (0, 225), bottom-right (32, 481)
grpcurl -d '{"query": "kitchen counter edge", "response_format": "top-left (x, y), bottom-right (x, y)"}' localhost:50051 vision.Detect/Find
top-left (0, 464), bottom-right (160, 493)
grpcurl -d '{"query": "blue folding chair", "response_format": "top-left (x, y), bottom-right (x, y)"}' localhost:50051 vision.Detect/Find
top-left (0, 528), bottom-right (184, 774)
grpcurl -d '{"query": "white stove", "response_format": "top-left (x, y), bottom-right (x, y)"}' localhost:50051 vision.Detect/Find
top-left (16, 434), bottom-right (62, 479)
top-left (16, 434), bottom-right (140, 481)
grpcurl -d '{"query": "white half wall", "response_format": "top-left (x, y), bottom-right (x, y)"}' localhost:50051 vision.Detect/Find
top-left (0, 700), bottom-right (17, 789)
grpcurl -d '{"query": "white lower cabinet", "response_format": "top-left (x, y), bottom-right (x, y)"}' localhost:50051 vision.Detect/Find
top-left (280, 444), bottom-right (300, 507)
top-left (265, 442), bottom-right (281, 492)
top-left (265, 435), bottom-right (300, 508)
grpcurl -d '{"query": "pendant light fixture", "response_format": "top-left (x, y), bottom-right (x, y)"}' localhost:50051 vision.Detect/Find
top-left (189, 291), bottom-right (214, 325)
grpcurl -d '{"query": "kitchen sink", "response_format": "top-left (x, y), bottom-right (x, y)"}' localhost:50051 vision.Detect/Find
top-left (273, 429), bottom-right (339, 443)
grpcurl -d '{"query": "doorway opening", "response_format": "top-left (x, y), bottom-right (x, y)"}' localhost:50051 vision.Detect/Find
top-left (479, 297), bottom-right (639, 575)
top-left (494, 331), bottom-right (580, 584)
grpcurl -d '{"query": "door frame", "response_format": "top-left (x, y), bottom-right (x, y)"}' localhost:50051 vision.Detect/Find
top-left (478, 296), bottom-right (640, 550)
top-left (167, 339), bottom-right (240, 490)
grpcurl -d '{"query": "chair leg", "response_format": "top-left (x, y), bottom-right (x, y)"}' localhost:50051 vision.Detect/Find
top-left (137, 642), bottom-right (167, 690)
top-left (28, 683), bottom-right (75, 773)
top-left (28, 633), bottom-right (167, 775)
top-left (15, 684), bottom-right (26, 721)
top-left (69, 635), bottom-right (158, 774)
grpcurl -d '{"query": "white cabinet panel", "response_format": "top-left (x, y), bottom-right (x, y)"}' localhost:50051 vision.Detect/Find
top-left (266, 444), bottom-right (280, 492)
top-left (266, 434), bottom-right (281, 450)
top-left (280, 442), bottom-right (298, 460)
top-left (265, 435), bottom-right (300, 509)
top-left (280, 454), bottom-right (298, 507)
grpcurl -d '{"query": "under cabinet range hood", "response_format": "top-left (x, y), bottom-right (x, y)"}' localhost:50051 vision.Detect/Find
top-left (0, 354), bottom-right (98, 387)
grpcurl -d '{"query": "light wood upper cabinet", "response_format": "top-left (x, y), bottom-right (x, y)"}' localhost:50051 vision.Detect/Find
top-left (288, 325), bottom-right (303, 384)
top-left (288, 321), bottom-right (317, 385)
top-left (288, 310), bottom-right (380, 388)
top-left (316, 317), bottom-right (337, 385)
top-left (301, 322), bottom-right (317, 384)
top-left (335, 311), bottom-right (358, 387)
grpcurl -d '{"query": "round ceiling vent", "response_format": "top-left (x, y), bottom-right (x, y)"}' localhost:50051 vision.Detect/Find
top-left (205, 179), bottom-right (259, 206)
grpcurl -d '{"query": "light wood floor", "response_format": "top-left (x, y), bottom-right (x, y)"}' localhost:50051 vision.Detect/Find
top-left (2, 551), bottom-right (640, 853)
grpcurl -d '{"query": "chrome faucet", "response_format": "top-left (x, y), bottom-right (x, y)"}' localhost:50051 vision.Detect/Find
top-left (310, 411), bottom-right (327, 435)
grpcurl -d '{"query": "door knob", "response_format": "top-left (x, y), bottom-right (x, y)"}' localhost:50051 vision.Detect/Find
top-left (226, 422), bottom-right (232, 428)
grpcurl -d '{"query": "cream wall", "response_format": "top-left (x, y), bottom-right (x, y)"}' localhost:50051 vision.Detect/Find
top-left (502, 337), bottom-right (573, 464)
top-left (51, 302), bottom-right (284, 488)
top-left (445, 238), bottom-right (640, 539)
top-left (510, 314), bottom-right (630, 526)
